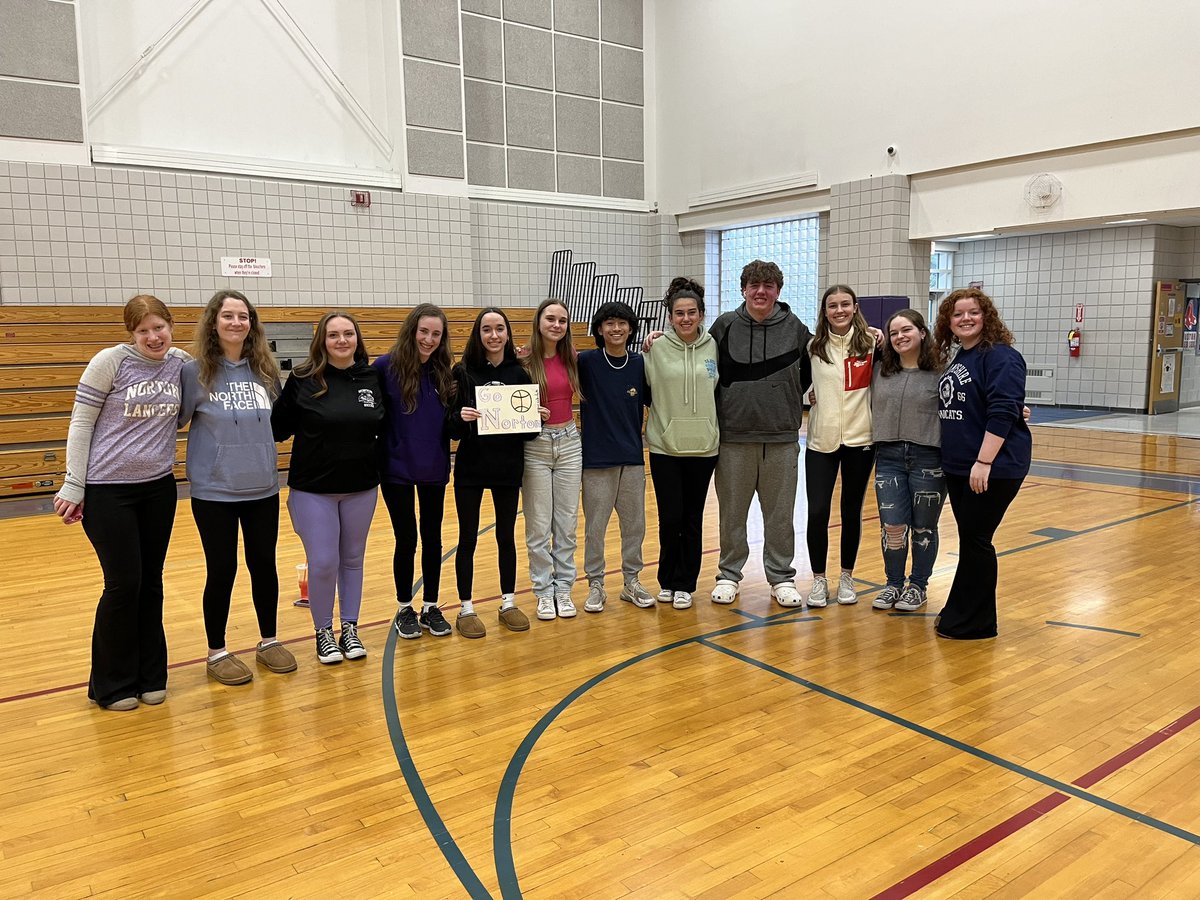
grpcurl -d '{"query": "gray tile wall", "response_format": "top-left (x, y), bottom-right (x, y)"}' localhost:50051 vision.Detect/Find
top-left (827, 174), bottom-right (929, 302)
top-left (0, 0), bottom-right (83, 143)
top-left (462, 0), bottom-right (644, 198)
top-left (953, 226), bottom-right (1164, 410)
top-left (0, 161), bottom-right (674, 314)
top-left (0, 161), bottom-right (472, 307)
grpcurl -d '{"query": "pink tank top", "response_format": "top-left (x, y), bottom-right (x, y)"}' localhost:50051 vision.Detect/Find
top-left (544, 354), bottom-right (574, 425)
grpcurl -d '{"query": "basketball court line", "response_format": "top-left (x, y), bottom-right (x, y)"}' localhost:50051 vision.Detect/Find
top-left (379, 485), bottom-right (1199, 897)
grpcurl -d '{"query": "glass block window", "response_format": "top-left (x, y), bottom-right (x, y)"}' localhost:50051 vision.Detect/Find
top-left (715, 218), bottom-right (820, 323)
top-left (930, 250), bottom-right (954, 292)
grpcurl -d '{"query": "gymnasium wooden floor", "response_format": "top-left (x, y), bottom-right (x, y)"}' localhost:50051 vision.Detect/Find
top-left (3, 425), bottom-right (1200, 899)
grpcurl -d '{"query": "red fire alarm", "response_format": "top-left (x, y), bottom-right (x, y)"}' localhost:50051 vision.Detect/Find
top-left (351, 190), bottom-right (371, 207)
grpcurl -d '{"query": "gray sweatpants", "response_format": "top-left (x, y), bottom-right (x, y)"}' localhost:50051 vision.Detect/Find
top-left (582, 465), bottom-right (645, 584)
top-left (714, 440), bottom-right (799, 585)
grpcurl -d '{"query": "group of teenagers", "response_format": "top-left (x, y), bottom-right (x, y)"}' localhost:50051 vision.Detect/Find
top-left (54, 258), bottom-right (1031, 713)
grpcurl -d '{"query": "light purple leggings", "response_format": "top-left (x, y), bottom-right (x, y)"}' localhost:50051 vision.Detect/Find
top-left (286, 487), bottom-right (378, 630)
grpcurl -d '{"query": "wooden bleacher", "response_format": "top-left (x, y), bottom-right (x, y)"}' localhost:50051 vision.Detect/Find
top-left (0, 305), bottom-right (587, 499)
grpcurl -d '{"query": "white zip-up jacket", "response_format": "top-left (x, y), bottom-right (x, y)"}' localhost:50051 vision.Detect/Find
top-left (806, 329), bottom-right (873, 452)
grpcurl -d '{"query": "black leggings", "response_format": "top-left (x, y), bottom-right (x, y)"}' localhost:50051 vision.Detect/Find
top-left (82, 475), bottom-right (177, 707)
top-left (649, 453), bottom-right (717, 593)
top-left (381, 483), bottom-right (446, 605)
top-left (805, 444), bottom-right (876, 574)
top-left (191, 494), bottom-right (280, 649)
top-left (454, 485), bottom-right (519, 601)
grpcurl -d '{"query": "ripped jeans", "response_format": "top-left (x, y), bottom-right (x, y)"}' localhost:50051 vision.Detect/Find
top-left (873, 441), bottom-right (947, 590)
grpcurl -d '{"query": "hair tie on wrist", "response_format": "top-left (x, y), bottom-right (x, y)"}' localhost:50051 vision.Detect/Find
top-left (975, 459), bottom-right (992, 465)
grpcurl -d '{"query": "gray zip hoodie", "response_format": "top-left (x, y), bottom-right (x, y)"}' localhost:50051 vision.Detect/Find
top-left (179, 358), bottom-right (280, 501)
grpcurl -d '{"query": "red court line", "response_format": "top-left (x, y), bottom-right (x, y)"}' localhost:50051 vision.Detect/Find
top-left (0, 552), bottom-right (723, 706)
top-left (873, 702), bottom-right (1200, 898)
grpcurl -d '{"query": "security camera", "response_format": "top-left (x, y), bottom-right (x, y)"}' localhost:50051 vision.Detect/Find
top-left (886, 145), bottom-right (897, 157)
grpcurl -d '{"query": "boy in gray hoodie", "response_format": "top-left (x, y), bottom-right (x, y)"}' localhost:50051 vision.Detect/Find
top-left (708, 260), bottom-right (813, 607)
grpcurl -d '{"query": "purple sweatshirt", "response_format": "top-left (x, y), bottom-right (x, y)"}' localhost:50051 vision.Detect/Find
top-left (373, 356), bottom-right (450, 486)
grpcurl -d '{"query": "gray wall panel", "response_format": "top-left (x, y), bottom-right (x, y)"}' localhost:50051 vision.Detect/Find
top-left (461, 14), bottom-right (503, 82)
top-left (503, 0), bottom-right (551, 28)
top-left (603, 159), bottom-right (643, 199)
top-left (467, 142), bottom-right (507, 186)
top-left (508, 148), bottom-right (556, 192)
top-left (554, 0), bottom-right (599, 38)
top-left (403, 60), bottom-right (463, 131)
top-left (557, 155), bottom-right (602, 196)
top-left (0, 81), bottom-right (83, 141)
top-left (601, 44), bottom-right (643, 105)
top-left (401, 0), bottom-right (460, 64)
top-left (464, 79), bottom-right (505, 144)
top-left (503, 23), bottom-right (553, 90)
top-left (461, 0), bottom-right (502, 15)
top-left (602, 103), bottom-right (642, 161)
top-left (554, 34), bottom-right (600, 98)
top-left (0, 0), bottom-right (79, 82)
top-left (556, 96), bottom-right (600, 155)
top-left (600, 0), bottom-right (643, 49)
top-left (407, 129), bottom-right (465, 178)
top-left (505, 87), bottom-right (554, 151)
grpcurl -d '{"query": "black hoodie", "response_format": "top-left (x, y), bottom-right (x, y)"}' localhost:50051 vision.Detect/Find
top-left (271, 361), bottom-right (383, 493)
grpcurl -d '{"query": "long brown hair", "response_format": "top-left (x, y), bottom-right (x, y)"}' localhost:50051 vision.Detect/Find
top-left (191, 289), bottom-right (280, 395)
top-left (934, 287), bottom-right (1014, 362)
top-left (292, 310), bottom-right (369, 398)
top-left (384, 303), bottom-right (453, 412)
top-left (879, 309), bottom-right (939, 376)
top-left (810, 284), bottom-right (874, 364)
top-left (523, 298), bottom-right (582, 403)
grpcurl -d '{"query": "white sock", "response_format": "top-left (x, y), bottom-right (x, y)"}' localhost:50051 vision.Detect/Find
top-left (460, 600), bottom-right (475, 615)
top-left (500, 594), bottom-right (515, 610)
top-left (208, 650), bottom-right (229, 662)
top-left (423, 601), bottom-right (436, 612)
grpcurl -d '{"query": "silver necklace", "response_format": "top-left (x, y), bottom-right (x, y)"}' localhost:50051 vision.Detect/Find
top-left (602, 349), bottom-right (629, 370)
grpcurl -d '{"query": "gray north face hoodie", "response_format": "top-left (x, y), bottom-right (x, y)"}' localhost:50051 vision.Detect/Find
top-left (708, 300), bottom-right (813, 442)
top-left (179, 357), bottom-right (280, 501)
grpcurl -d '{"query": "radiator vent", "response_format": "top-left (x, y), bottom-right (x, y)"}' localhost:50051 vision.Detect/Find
top-left (1026, 366), bottom-right (1056, 406)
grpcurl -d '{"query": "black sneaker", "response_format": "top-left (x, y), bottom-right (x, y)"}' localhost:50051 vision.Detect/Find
top-left (419, 605), bottom-right (452, 637)
top-left (339, 621), bottom-right (367, 659)
top-left (393, 605), bottom-right (421, 640)
top-left (315, 626), bottom-right (343, 664)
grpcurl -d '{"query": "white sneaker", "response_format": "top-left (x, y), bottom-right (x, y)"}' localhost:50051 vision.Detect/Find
top-left (806, 576), bottom-right (829, 608)
top-left (536, 595), bottom-right (556, 620)
top-left (837, 572), bottom-right (858, 605)
top-left (672, 590), bottom-right (693, 609)
top-left (620, 581), bottom-right (656, 609)
top-left (584, 582), bottom-right (606, 613)
top-left (770, 581), bottom-right (803, 608)
top-left (556, 593), bottom-right (577, 618)
top-left (657, 588), bottom-right (673, 604)
top-left (711, 579), bottom-right (739, 605)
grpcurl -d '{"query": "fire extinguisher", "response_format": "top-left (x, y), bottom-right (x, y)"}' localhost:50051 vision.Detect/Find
top-left (1067, 327), bottom-right (1081, 357)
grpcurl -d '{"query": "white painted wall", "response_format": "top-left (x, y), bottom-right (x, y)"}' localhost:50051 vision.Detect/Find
top-left (654, 0), bottom-right (1200, 224)
top-left (81, 0), bottom-right (404, 183)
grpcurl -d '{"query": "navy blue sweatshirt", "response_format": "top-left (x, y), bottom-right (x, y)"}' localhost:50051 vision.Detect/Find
top-left (937, 343), bottom-right (1032, 479)
top-left (578, 348), bottom-right (645, 468)
top-left (271, 362), bottom-right (384, 493)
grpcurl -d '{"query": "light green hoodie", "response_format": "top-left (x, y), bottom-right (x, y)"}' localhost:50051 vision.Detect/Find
top-left (644, 326), bottom-right (719, 456)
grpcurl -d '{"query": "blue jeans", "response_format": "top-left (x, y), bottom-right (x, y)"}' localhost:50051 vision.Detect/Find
top-left (873, 442), bottom-right (946, 589)
top-left (523, 421), bottom-right (583, 598)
